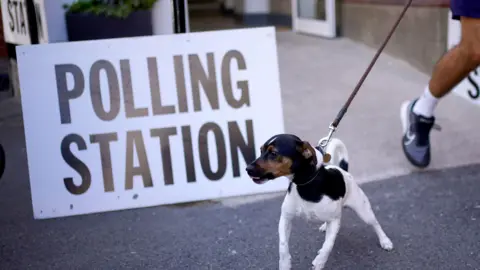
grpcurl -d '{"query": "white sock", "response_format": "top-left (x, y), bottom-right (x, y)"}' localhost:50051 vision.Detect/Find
top-left (412, 85), bottom-right (439, 118)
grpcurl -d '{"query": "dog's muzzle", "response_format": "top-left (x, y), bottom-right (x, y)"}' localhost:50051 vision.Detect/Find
top-left (245, 164), bottom-right (269, 184)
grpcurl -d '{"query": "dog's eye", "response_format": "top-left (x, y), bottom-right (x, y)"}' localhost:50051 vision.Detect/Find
top-left (270, 151), bottom-right (278, 157)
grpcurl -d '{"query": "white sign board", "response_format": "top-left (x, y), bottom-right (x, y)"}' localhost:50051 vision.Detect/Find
top-left (16, 27), bottom-right (286, 219)
top-left (0, 0), bottom-right (48, 44)
top-left (33, 0), bottom-right (48, 43)
top-left (447, 11), bottom-right (480, 105)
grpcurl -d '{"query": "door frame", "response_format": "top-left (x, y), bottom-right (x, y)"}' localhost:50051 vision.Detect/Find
top-left (291, 0), bottom-right (337, 38)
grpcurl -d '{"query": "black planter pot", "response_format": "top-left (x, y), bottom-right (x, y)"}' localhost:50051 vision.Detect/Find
top-left (65, 10), bottom-right (153, 41)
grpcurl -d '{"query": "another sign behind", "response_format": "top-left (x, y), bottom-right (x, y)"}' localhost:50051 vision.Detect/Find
top-left (16, 27), bottom-right (286, 219)
top-left (33, 0), bottom-right (48, 43)
top-left (0, 0), bottom-right (48, 44)
top-left (447, 11), bottom-right (480, 105)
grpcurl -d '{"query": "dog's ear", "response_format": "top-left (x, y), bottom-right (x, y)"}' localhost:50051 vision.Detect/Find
top-left (300, 141), bottom-right (317, 165)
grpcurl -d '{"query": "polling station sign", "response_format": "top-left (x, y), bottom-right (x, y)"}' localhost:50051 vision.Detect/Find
top-left (16, 27), bottom-right (286, 219)
top-left (447, 12), bottom-right (480, 106)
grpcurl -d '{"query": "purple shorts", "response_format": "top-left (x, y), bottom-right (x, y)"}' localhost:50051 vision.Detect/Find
top-left (451, 0), bottom-right (480, 20)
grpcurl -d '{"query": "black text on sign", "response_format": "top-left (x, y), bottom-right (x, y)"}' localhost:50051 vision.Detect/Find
top-left (6, 0), bottom-right (28, 36)
top-left (55, 50), bottom-right (257, 195)
top-left (467, 68), bottom-right (480, 100)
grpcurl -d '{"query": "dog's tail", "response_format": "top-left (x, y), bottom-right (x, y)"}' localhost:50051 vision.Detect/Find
top-left (319, 137), bottom-right (349, 172)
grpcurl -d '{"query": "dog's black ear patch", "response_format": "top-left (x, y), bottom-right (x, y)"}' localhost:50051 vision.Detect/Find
top-left (299, 141), bottom-right (317, 165)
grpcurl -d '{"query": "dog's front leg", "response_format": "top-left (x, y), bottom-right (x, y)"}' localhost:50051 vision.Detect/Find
top-left (278, 210), bottom-right (293, 270)
top-left (312, 218), bottom-right (341, 270)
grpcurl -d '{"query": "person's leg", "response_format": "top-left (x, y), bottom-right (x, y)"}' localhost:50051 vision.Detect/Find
top-left (401, 2), bottom-right (480, 168)
top-left (414, 17), bottom-right (480, 117)
top-left (428, 18), bottom-right (480, 99)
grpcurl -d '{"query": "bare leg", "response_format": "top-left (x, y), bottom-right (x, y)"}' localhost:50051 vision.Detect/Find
top-left (401, 17), bottom-right (480, 168)
top-left (428, 17), bottom-right (480, 98)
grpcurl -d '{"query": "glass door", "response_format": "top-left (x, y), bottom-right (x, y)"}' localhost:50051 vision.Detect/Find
top-left (292, 0), bottom-right (336, 38)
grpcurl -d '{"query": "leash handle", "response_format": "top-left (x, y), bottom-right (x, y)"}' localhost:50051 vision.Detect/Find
top-left (331, 0), bottom-right (413, 129)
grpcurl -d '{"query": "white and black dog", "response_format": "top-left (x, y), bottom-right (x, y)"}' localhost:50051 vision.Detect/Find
top-left (245, 134), bottom-right (393, 270)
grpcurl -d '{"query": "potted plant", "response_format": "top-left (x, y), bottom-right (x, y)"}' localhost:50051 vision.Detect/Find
top-left (63, 0), bottom-right (158, 41)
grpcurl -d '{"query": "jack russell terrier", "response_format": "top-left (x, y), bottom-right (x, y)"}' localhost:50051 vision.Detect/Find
top-left (245, 134), bottom-right (393, 270)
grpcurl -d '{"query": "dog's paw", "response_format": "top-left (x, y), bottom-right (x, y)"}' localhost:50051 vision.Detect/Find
top-left (319, 223), bottom-right (327, 232)
top-left (279, 253), bottom-right (292, 270)
top-left (379, 237), bottom-right (394, 251)
top-left (279, 259), bottom-right (291, 270)
top-left (311, 254), bottom-right (327, 270)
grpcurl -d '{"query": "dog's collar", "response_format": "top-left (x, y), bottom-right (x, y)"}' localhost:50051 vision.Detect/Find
top-left (315, 145), bottom-right (325, 156)
top-left (295, 167), bottom-right (322, 186)
top-left (315, 145), bottom-right (331, 163)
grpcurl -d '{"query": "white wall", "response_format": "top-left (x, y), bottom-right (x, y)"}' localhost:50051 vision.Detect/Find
top-left (43, 0), bottom-right (74, 42)
top-left (152, 0), bottom-right (175, 35)
top-left (447, 10), bottom-right (460, 49)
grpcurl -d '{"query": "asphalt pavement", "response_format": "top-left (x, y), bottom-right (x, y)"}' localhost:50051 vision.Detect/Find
top-left (2, 30), bottom-right (480, 270)
top-left (1, 150), bottom-right (480, 269)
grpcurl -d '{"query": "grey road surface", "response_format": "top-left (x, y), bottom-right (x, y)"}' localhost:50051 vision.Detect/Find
top-left (1, 156), bottom-right (480, 269)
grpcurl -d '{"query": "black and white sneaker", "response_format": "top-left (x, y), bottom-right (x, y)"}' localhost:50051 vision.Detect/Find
top-left (400, 99), bottom-right (440, 168)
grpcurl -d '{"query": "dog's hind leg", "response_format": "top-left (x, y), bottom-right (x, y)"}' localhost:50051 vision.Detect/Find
top-left (312, 218), bottom-right (341, 270)
top-left (345, 184), bottom-right (393, 251)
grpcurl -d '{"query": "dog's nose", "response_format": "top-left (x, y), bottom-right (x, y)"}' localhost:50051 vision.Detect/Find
top-left (245, 164), bottom-right (255, 175)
